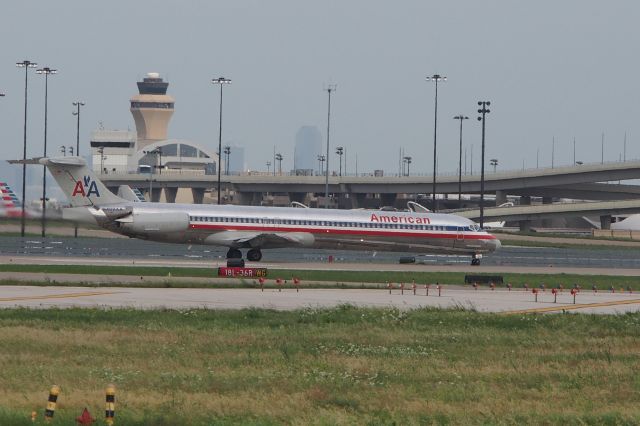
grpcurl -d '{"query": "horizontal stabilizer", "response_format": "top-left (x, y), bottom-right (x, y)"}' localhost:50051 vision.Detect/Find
top-left (7, 157), bottom-right (44, 165)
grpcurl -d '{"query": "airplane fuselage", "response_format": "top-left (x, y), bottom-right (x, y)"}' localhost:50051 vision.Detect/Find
top-left (74, 202), bottom-right (500, 256)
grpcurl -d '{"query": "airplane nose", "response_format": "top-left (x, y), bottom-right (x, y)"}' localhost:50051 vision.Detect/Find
top-left (481, 237), bottom-right (501, 252)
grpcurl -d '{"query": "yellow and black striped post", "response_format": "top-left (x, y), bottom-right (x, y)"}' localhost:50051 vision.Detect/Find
top-left (105, 384), bottom-right (116, 425)
top-left (44, 385), bottom-right (60, 422)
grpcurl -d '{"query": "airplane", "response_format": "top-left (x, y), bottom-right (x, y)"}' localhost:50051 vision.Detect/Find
top-left (610, 214), bottom-right (640, 231)
top-left (10, 157), bottom-right (501, 265)
top-left (482, 202), bottom-right (512, 229)
top-left (0, 182), bottom-right (40, 218)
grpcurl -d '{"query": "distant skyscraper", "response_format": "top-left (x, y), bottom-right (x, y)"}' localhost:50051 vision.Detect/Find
top-left (130, 72), bottom-right (175, 151)
top-left (294, 126), bottom-right (322, 174)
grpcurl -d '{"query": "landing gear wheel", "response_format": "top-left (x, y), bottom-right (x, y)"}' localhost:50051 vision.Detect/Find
top-left (247, 249), bottom-right (262, 262)
top-left (471, 258), bottom-right (480, 266)
top-left (226, 248), bottom-right (242, 259)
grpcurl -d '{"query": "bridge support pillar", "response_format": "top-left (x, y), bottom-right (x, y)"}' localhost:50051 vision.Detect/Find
top-left (600, 214), bottom-right (612, 230)
top-left (236, 192), bottom-right (263, 206)
top-left (495, 190), bottom-right (507, 206)
top-left (164, 187), bottom-right (177, 203)
top-left (380, 193), bottom-right (397, 208)
top-left (519, 220), bottom-right (531, 232)
top-left (349, 193), bottom-right (366, 209)
top-left (541, 197), bottom-right (553, 228)
top-left (148, 188), bottom-right (161, 202)
top-left (192, 188), bottom-right (205, 204)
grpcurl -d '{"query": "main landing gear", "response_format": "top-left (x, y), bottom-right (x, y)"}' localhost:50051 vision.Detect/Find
top-left (226, 248), bottom-right (263, 262)
top-left (471, 254), bottom-right (482, 266)
top-left (247, 249), bottom-right (262, 262)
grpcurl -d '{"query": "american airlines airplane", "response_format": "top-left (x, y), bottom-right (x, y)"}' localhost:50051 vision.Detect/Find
top-left (12, 157), bottom-right (501, 264)
top-left (0, 182), bottom-right (39, 218)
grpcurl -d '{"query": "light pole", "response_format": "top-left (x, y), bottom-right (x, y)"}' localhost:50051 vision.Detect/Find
top-left (266, 161), bottom-right (271, 174)
top-left (72, 101), bottom-right (85, 157)
top-left (490, 158), bottom-right (498, 173)
top-left (224, 145), bottom-right (231, 175)
top-left (426, 74), bottom-right (446, 211)
top-left (36, 66), bottom-right (57, 238)
top-left (324, 84), bottom-right (336, 208)
top-left (68, 146), bottom-right (74, 156)
top-left (72, 101), bottom-right (84, 238)
top-left (97, 147), bottom-right (105, 173)
top-left (403, 156), bottom-right (412, 176)
top-left (144, 148), bottom-right (162, 175)
top-left (60, 146), bottom-right (66, 156)
top-left (453, 115), bottom-right (469, 208)
top-left (477, 101), bottom-right (491, 229)
top-left (336, 146), bottom-right (344, 176)
top-left (275, 153), bottom-right (283, 175)
top-left (212, 77), bottom-right (231, 204)
top-left (16, 59), bottom-right (37, 238)
top-left (317, 155), bottom-right (326, 177)
top-left (143, 149), bottom-right (163, 201)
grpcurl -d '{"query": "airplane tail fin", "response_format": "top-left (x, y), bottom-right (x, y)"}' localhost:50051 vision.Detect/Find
top-left (9, 156), bottom-right (126, 207)
top-left (0, 182), bottom-right (21, 208)
top-left (117, 185), bottom-right (147, 203)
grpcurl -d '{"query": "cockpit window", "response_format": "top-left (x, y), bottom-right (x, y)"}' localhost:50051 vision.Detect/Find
top-left (469, 224), bottom-right (481, 232)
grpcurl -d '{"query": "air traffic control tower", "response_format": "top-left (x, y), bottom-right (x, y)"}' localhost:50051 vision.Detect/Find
top-left (130, 72), bottom-right (175, 151)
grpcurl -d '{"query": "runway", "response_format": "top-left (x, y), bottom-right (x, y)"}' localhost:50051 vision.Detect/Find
top-left (1, 285), bottom-right (638, 314)
top-left (3, 234), bottom-right (640, 315)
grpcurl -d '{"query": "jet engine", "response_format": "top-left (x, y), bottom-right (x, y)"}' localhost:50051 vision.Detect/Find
top-left (117, 211), bottom-right (190, 234)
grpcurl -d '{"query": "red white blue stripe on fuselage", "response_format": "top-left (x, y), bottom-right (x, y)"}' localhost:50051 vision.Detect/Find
top-left (185, 213), bottom-right (499, 254)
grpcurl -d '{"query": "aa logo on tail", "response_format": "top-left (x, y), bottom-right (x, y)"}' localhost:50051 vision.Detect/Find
top-left (72, 176), bottom-right (100, 197)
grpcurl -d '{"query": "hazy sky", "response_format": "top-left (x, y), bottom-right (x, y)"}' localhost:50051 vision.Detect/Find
top-left (1, 0), bottom-right (639, 176)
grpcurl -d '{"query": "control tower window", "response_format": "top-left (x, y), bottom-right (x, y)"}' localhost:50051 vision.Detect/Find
top-left (130, 102), bottom-right (174, 109)
top-left (180, 144), bottom-right (198, 158)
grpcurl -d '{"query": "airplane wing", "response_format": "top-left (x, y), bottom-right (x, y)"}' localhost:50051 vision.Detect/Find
top-left (205, 231), bottom-right (314, 249)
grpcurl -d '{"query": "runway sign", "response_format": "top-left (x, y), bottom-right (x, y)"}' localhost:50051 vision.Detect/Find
top-left (218, 267), bottom-right (268, 278)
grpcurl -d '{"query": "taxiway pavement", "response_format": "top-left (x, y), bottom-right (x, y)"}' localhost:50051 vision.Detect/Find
top-left (0, 285), bottom-right (638, 314)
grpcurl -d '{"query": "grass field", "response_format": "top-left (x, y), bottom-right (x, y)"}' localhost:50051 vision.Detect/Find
top-left (0, 307), bottom-right (639, 425)
top-left (2, 263), bottom-right (640, 292)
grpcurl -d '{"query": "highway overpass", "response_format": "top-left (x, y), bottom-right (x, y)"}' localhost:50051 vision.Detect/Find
top-left (454, 199), bottom-right (640, 230)
top-left (100, 160), bottom-right (640, 207)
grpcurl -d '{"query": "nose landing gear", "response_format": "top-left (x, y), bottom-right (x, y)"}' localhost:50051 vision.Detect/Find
top-left (226, 248), bottom-right (243, 259)
top-left (471, 254), bottom-right (482, 266)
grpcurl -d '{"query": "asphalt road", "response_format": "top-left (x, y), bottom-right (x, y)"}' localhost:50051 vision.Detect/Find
top-left (3, 235), bottom-right (640, 269)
